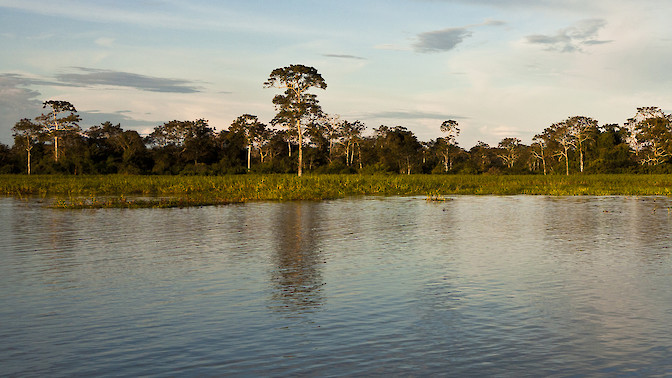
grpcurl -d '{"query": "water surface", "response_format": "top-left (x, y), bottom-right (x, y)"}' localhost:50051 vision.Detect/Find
top-left (2, 196), bottom-right (672, 376)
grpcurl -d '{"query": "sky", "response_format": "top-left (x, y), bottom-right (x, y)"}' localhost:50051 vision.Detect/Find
top-left (1, 0), bottom-right (672, 149)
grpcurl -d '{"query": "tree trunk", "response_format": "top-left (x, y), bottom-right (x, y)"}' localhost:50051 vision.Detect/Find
top-left (297, 120), bottom-right (303, 177)
top-left (54, 135), bottom-right (59, 162)
top-left (358, 143), bottom-right (362, 170)
top-left (247, 145), bottom-right (251, 171)
top-left (328, 140), bottom-right (333, 163)
top-left (53, 113), bottom-right (60, 162)
top-left (27, 148), bottom-right (31, 175)
top-left (565, 147), bottom-right (570, 176)
top-left (346, 142), bottom-right (351, 166)
top-left (579, 146), bottom-right (584, 173)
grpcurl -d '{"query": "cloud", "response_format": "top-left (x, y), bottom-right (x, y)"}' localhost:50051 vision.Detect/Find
top-left (2, 69), bottom-right (205, 93)
top-left (413, 19), bottom-right (505, 53)
top-left (365, 110), bottom-right (467, 121)
top-left (78, 109), bottom-right (160, 135)
top-left (323, 54), bottom-right (366, 60)
top-left (420, 0), bottom-right (599, 11)
top-left (0, 71), bottom-right (202, 143)
top-left (582, 40), bottom-right (612, 46)
top-left (0, 75), bottom-right (43, 144)
top-left (525, 19), bottom-right (611, 52)
top-left (414, 27), bottom-right (473, 53)
top-left (56, 67), bottom-right (203, 93)
top-left (0, 73), bottom-right (66, 87)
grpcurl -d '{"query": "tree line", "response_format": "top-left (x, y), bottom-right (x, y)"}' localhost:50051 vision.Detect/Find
top-left (3, 65), bottom-right (672, 175)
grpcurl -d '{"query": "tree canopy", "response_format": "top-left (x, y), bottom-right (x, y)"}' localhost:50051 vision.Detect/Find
top-left (3, 69), bottom-right (672, 175)
top-left (265, 64), bottom-right (327, 176)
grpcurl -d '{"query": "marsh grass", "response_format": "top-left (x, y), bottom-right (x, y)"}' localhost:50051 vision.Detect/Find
top-left (2, 174), bottom-right (672, 208)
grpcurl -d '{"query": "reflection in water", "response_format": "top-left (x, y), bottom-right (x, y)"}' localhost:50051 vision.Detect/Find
top-left (3, 196), bottom-right (672, 376)
top-left (269, 202), bottom-right (325, 314)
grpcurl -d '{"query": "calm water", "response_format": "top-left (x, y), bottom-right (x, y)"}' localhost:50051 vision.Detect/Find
top-left (2, 195), bottom-right (672, 376)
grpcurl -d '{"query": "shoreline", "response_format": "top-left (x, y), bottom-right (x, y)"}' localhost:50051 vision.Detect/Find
top-left (2, 173), bottom-right (672, 208)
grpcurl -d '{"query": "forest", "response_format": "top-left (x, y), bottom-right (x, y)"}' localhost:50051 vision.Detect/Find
top-left (2, 65), bottom-right (672, 176)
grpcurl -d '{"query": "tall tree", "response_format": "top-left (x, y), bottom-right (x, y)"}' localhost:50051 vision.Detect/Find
top-left (439, 120), bottom-right (460, 172)
top-left (624, 107), bottom-right (666, 155)
top-left (635, 117), bottom-right (672, 166)
top-left (546, 121), bottom-right (576, 175)
top-left (229, 114), bottom-right (266, 171)
top-left (149, 119), bottom-right (215, 166)
top-left (567, 116), bottom-right (599, 173)
top-left (591, 124), bottom-right (633, 172)
top-left (497, 137), bottom-right (522, 169)
top-left (469, 141), bottom-right (494, 173)
top-left (12, 118), bottom-right (43, 174)
top-left (342, 120), bottom-right (365, 167)
top-left (531, 134), bottom-right (548, 175)
top-left (85, 121), bottom-right (124, 172)
top-left (264, 64), bottom-right (327, 176)
top-left (625, 107), bottom-right (672, 166)
top-left (375, 126), bottom-right (422, 174)
top-left (320, 114), bottom-right (344, 163)
top-left (35, 100), bottom-right (81, 162)
top-left (255, 126), bottom-right (276, 164)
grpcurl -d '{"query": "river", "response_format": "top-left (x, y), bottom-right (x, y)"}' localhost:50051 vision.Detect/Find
top-left (2, 195), bottom-right (672, 376)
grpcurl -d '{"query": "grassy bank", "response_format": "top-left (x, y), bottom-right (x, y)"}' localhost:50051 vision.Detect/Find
top-left (2, 174), bottom-right (672, 208)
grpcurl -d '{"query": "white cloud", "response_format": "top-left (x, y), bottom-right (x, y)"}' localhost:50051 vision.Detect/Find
top-left (2, 0), bottom-right (672, 150)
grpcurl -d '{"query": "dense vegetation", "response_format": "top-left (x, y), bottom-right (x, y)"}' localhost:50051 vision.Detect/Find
top-left (3, 65), bottom-right (672, 176)
top-left (4, 107), bottom-right (672, 176)
top-left (4, 174), bottom-right (672, 208)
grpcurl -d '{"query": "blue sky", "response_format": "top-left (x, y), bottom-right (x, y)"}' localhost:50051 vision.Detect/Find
top-left (1, 0), bottom-right (671, 148)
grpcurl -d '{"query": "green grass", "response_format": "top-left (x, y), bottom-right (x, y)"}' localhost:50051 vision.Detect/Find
top-left (2, 174), bottom-right (672, 208)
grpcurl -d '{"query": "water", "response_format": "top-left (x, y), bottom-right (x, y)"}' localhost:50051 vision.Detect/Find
top-left (2, 195), bottom-right (672, 376)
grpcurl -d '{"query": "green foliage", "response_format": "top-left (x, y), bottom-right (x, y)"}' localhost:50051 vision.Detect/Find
top-left (4, 174), bottom-right (672, 209)
top-left (265, 64), bottom-right (327, 176)
top-left (4, 93), bottom-right (672, 176)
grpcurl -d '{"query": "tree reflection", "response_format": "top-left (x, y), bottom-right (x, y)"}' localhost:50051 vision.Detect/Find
top-left (269, 202), bottom-right (325, 314)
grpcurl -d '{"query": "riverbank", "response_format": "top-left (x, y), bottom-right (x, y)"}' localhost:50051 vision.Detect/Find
top-left (2, 174), bottom-right (672, 208)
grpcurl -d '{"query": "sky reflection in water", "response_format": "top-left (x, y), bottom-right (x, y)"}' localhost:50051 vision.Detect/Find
top-left (1, 196), bottom-right (672, 376)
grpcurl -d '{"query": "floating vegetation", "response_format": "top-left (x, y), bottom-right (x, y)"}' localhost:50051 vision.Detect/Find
top-left (2, 173), bottom-right (672, 208)
top-left (49, 195), bottom-right (239, 209)
top-left (426, 195), bottom-right (453, 202)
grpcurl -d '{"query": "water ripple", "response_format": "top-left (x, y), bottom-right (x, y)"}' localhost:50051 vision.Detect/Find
top-left (2, 196), bottom-right (672, 376)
